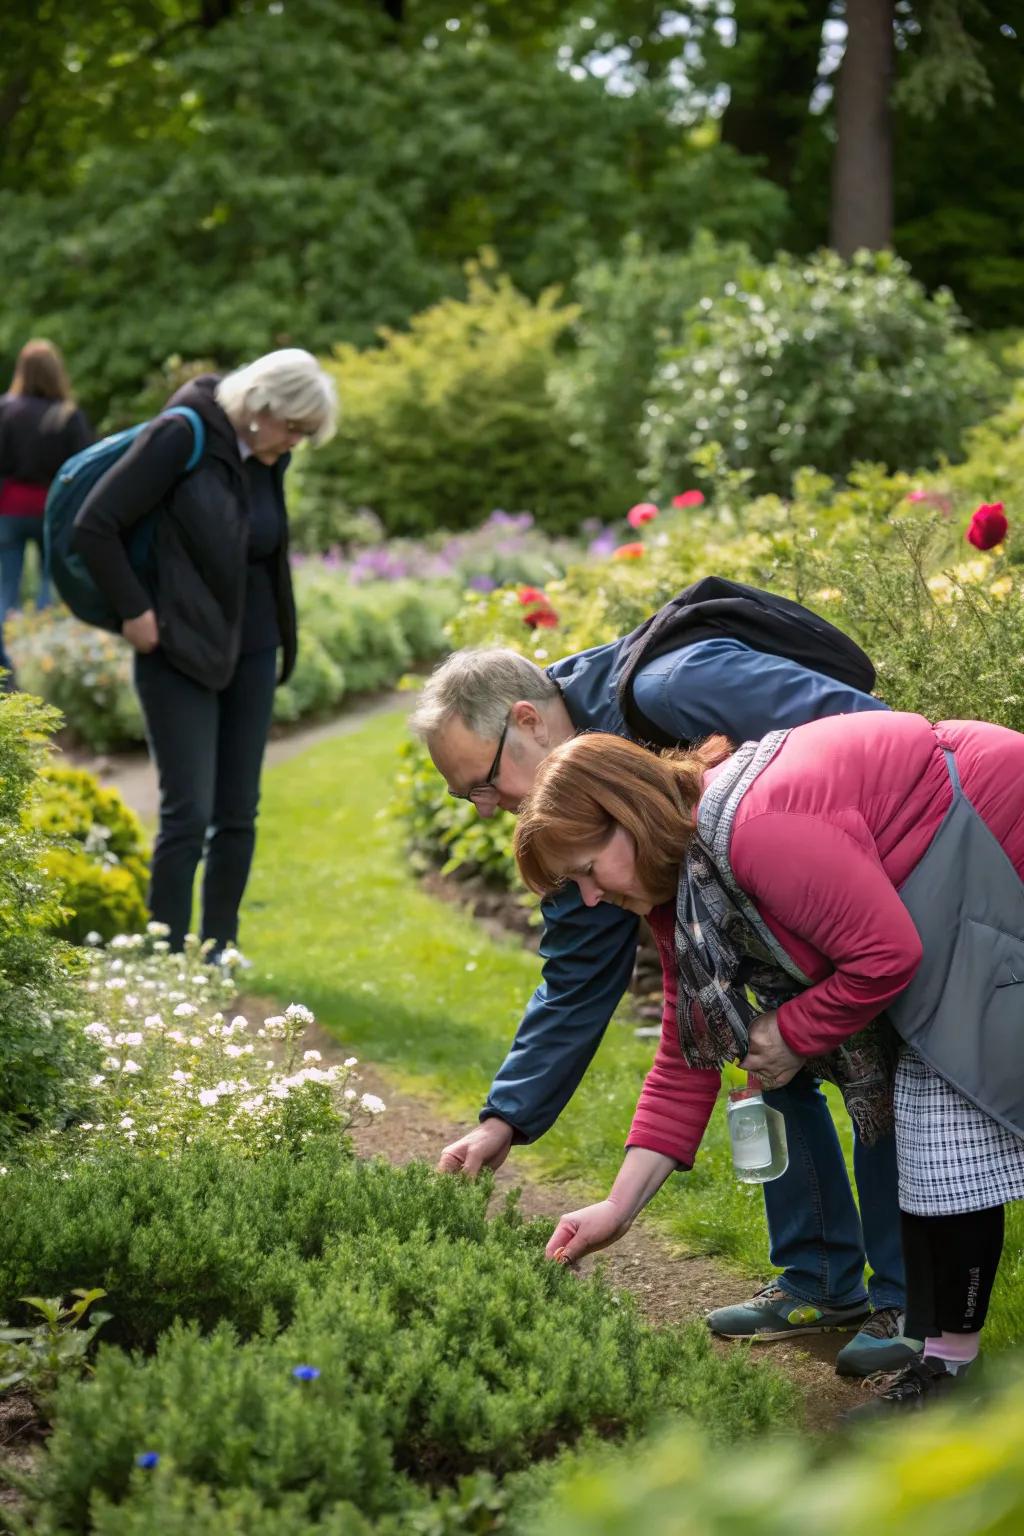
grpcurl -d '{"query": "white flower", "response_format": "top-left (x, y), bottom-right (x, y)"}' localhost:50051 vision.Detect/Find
top-left (103, 1055), bottom-right (121, 1071)
top-left (84, 1023), bottom-right (111, 1040)
top-left (153, 941), bottom-right (170, 954)
top-left (189, 1035), bottom-right (204, 1048)
top-left (173, 1002), bottom-right (197, 1018)
top-left (262, 1016), bottom-right (287, 1040)
top-left (343, 1089), bottom-right (357, 1103)
top-left (114, 1031), bottom-right (143, 1047)
top-left (285, 1003), bottom-right (314, 1025)
top-left (359, 1093), bottom-right (386, 1115)
top-left (230, 1015), bottom-right (248, 1033)
top-left (106, 977), bottom-right (128, 991)
top-left (147, 920), bottom-right (171, 938)
top-left (79, 1123), bottom-right (94, 1132)
top-left (89, 1075), bottom-right (106, 1088)
top-left (170, 1070), bottom-right (191, 1084)
top-left (220, 946), bottom-right (243, 967)
top-left (85, 931), bottom-right (103, 947)
top-left (343, 1056), bottom-right (358, 1068)
top-left (119, 1116), bottom-right (135, 1130)
top-left (166, 1030), bottom-right (186, 1045)
top-left (303, 1050), bottom-right (322, 1063)
top-left (122, 1060), bottom-right (142, 1074)
top-left (144, 1015), bottom-right (163, 1030)
top-left (224, 1043), bottom-right (246, 1058)
top-left (198, 1089), bottom-right (220, 1107)
top-left (145, 1124), bottom-right (159, 1134)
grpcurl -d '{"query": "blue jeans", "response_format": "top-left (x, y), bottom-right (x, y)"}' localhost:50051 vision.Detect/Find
top-left (0, 513), bottom-right (51, 674)
top-left (762, 1073), bottom-right (905, 1310)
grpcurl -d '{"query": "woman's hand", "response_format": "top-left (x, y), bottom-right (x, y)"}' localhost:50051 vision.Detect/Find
top-left (740, 1011), bottom-right (805, 1089)
top-left (545, 1200), bottom-right (632, 1265)
top-left (122, 609), bottom-right (159, 653)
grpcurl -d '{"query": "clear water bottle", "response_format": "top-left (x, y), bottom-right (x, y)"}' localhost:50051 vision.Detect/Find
top-left (727, 1081), bottom-right (789, 1183)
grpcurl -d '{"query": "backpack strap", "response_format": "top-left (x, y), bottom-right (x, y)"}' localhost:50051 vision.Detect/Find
top-left (160, 405), bottom-right (205, 472)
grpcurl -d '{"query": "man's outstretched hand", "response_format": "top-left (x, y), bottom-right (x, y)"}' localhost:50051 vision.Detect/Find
top-left (437, 1116), bottom-right (515, 1176)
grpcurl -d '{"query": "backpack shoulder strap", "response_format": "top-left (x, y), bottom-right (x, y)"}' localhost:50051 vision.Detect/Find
top-left (160, 405), bottom-right (205, 472)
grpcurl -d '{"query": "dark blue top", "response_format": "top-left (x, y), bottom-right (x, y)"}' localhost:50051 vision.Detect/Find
top-left (482, 636), bottom-right (890, 1141)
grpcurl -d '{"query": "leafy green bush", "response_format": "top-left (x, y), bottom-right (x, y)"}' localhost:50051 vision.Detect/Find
top-left (30, 769), bottom-right (150, 943)
top-left (7, 1139), bottom-right (795, 1533)
top-left (642, 248), bottom-right (1003, 497)
top-left (557, 232), bottom-right (753, 508)
top-left (308, 258), bottom-right (607, 536)
top-left (0, 694), bottom-right (99, 1150)
top-left (271, 631), bottom-right (346, 726)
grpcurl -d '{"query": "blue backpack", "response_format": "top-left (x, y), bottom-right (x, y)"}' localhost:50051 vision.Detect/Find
top-left (44, 405), bottom-right (205, 633)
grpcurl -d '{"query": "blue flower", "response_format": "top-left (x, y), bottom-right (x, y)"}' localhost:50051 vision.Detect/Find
top-left (135, 1451), bottom-right (160, 1469)
top-left (292, 1364), bottom-right (321, 1381)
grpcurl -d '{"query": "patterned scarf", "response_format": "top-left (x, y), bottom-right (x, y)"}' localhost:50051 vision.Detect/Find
top-left (674, 732), bottom-right (899, 1146)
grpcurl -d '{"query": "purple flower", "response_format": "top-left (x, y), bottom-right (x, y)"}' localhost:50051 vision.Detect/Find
top-left (135, 1451), bottom-right (160, 1469)
top-left (292, 1364), bottom-right (321, 1381)
top-left (588, 530), bottom-right (618, 558)
top-left (468, 575), bottom-right (497, 592)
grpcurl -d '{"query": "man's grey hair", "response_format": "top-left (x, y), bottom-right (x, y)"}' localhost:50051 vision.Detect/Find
top-left (410, 647), bottom-right (561, 741)
top-left (216, 348), bottom-right (338, 445)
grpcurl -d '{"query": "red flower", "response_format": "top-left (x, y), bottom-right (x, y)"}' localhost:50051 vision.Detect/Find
top-left (627, 502), bottom-right (659, 528)
top-left (966, 502), bottom-right (1008, 550)
top-left (672, 490), bottom-right (705, 509)
top-left (524, 607), bottom-right (559, 628)
top-left (517, 586), bottom-right (546, 604)
top-left (613, 542), bottom-right (645, 560)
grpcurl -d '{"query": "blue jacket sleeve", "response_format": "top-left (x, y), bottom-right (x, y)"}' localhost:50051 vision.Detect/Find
top-left (632, 638), bottom-right (889, 744)
top-left (482, 881), bottom-right (639, 1142)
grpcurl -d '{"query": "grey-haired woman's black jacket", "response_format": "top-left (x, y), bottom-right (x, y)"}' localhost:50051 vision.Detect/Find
top-left (72, 374), bottom-right (297, 691)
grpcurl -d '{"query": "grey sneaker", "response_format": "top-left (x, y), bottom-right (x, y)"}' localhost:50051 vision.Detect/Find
top-left (835, 1307), bottom-right (923, 1378)
top-left (707, 1281), bottom-right (871, 1341)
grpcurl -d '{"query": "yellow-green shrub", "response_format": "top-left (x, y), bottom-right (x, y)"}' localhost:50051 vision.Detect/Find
top-left (31, 768), bottom-right (150, 943)
top-left (306, 256), bottom-right (606, 537)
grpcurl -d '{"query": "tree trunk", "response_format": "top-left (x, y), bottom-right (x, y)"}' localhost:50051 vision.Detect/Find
top-left (830, 0), bottom-right (895, 256)
top-left (719, 0), bottom-right (832, 191)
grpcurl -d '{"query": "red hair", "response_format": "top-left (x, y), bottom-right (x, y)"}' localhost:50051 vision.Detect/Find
top-left (514, 732), bottom-right (733, 902)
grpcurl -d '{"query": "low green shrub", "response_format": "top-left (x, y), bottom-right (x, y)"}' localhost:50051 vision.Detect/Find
top-left (8, 1139), bottom-right (795, 1534)
top-left (30, 769), bottom-right (150, 943)
top-left (642, 248), bottom-right (1003, 498)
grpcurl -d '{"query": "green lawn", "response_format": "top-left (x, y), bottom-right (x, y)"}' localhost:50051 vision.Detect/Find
top-left (243, 708), bottom-right (1024, 1352)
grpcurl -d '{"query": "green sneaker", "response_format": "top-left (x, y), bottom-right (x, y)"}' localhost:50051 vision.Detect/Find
top-left (707, 1282), bottom-right (871, 1341)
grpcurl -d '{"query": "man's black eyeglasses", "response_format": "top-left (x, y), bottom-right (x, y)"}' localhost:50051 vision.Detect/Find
top-left (453, 712), bottom-right (511, 804)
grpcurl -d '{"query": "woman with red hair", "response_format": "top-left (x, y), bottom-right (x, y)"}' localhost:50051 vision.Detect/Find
top-left (514, 710), bottom-right (1024, 1413)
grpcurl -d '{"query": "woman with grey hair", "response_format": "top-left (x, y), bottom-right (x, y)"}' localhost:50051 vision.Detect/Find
top-left (73, 349), bottom-right (337, 953)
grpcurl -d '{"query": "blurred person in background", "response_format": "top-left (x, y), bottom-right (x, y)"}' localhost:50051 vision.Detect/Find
top-left (0, 338), bottom-right (92, 685)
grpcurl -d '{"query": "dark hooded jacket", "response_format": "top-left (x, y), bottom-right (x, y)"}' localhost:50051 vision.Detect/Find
top-left (72, 375), bottom-right (297, 691)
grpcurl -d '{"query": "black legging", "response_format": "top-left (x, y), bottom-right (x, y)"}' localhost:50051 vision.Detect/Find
top-left (901, 1206), bottom-right (1005, 1338)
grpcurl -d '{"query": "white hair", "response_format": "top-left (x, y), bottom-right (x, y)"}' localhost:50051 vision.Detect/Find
top-left (215, 348), bottom-right (338, 445)
top-left (410, 647), bottom-right (561, 741)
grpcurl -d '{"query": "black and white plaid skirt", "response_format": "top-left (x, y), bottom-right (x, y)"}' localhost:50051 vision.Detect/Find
top-left (895, 1050), bottom-right (1024, 1214)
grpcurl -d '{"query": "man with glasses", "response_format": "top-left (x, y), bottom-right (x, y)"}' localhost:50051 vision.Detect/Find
top-left (409, 633), bottom-right (919, 1380)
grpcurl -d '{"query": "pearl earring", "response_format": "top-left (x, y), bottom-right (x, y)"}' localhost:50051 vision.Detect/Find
top-left (248, 421), bottom-right (259, 435)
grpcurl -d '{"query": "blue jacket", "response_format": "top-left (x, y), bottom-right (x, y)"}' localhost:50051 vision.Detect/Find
top-left (482, 635), bottom-right (889, 1141)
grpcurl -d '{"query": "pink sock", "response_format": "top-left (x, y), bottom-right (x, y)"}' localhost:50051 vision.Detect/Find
top-left (924, 1331), bottom-right (981, 1373)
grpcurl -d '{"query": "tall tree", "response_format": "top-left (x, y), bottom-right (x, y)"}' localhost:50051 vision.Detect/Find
top-left (830, 0), bottom-right (895, 255)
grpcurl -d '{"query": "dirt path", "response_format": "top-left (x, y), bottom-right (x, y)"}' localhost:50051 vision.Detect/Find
top-left (238, 999), bottom-right (867, 1432)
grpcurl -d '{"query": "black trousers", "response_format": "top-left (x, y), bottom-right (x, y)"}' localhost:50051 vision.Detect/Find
top-left (901, 1206), bottom-right (1006, 1338)
top-left (134, 646), bottom-right (278, 950)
